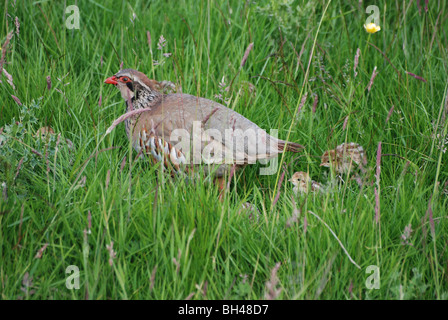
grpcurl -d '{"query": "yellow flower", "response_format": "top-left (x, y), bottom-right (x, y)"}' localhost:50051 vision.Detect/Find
top-left (364, 23), bottom-right (381, 34)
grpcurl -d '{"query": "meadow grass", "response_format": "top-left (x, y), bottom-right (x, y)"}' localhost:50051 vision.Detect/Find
top-left (0, 0), bottom-right (447, 299)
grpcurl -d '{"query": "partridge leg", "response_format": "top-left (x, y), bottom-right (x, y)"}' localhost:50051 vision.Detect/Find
top-left (215, 176), bottom-right (227, 201)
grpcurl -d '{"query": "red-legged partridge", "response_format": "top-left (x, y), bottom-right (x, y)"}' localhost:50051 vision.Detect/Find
top-left (104, 69), bottom-right (304, 188)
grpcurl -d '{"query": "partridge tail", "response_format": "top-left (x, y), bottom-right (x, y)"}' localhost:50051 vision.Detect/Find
top-left (278, 140), bottom-right (305, 153)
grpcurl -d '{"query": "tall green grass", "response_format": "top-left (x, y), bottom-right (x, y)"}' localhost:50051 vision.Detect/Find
top-left (0, 0), bottom-right (447, 299)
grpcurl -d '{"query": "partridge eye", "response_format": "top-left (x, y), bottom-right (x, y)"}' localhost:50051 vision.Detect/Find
top-left (122, 77), bottom-right (130, 82)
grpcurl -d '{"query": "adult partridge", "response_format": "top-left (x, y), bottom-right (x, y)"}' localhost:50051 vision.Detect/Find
top-left (104, 69), bottom-right (304, 189)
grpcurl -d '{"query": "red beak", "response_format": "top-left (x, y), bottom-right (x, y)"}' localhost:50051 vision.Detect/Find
top-left (104, 76), bottom-right (118, 85)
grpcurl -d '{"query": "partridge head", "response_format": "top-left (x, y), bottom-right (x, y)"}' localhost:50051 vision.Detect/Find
top-left (104, 69), bottom-right (162, 109)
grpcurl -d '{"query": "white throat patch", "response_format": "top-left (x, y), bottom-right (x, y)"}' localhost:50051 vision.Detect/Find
top-left (118, 84), bottom-right (135, 101)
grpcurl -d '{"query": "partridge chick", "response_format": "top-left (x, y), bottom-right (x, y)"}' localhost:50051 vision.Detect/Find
top-left (320, 142), bottom-right (366, 175)
top-left (34, 126), bottom-right (74, 151)
top-left (289, 171), bottom-right (322, 194)
top-left (238, 202), bottom-right (260, 223)
top-left (34, 126), bottom-right (55, 141)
